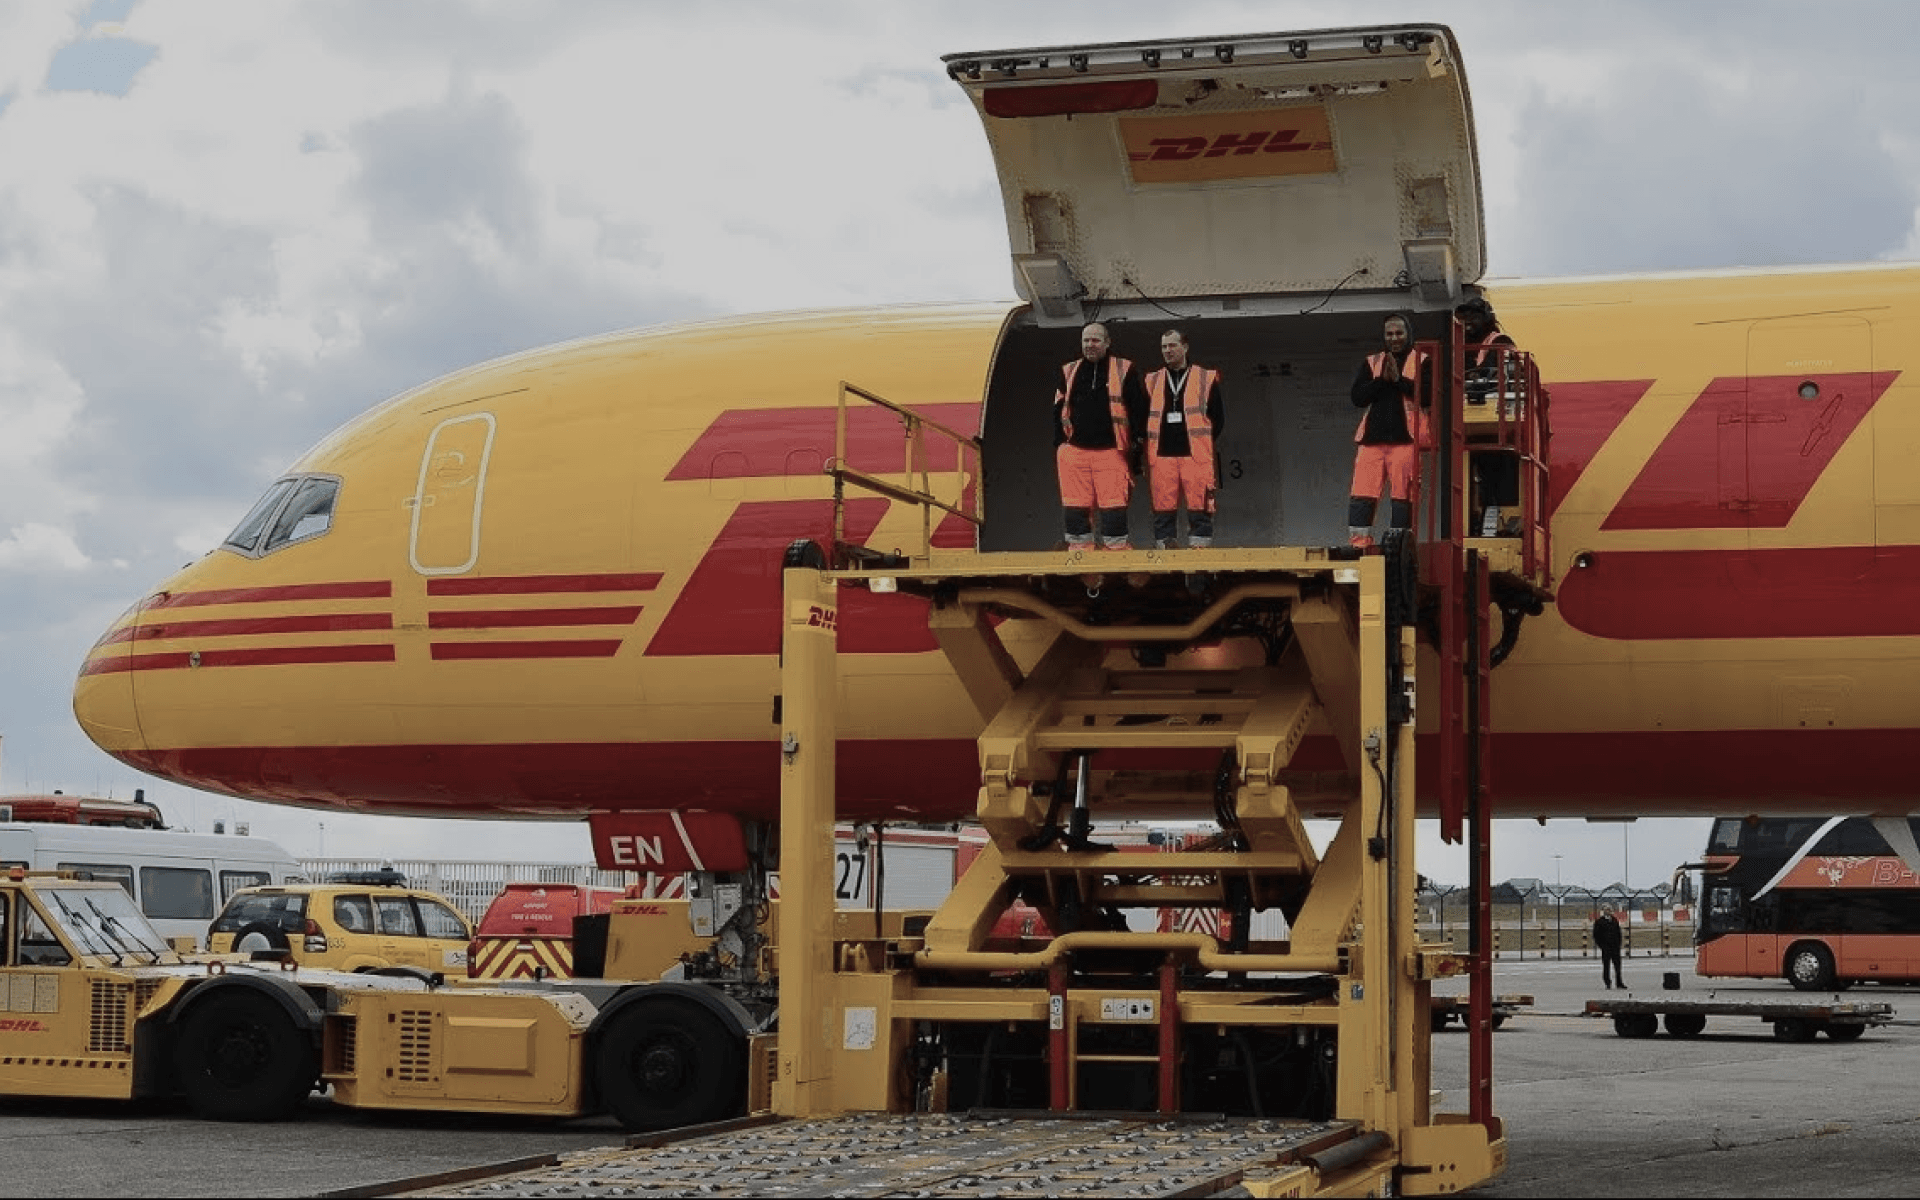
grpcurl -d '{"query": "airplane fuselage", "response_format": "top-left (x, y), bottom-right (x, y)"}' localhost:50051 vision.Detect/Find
top-left (72, 265), bottom-right (1920, 823)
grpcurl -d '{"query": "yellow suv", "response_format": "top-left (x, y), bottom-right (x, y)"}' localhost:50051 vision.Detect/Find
top-left (207, 870), bottom-right (472, 974)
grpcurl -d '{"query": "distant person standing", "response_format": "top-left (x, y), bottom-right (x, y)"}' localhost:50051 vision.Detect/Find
top-left (1053, 322), bottom-right (1148, 550)
top-left (1141, 328), bottom-right (1225, 549)
top-left (1593, 909), bottom-right (1625, 989)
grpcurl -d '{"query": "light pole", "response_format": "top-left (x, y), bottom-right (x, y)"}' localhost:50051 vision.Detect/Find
top-left (1622, 825), bottom-right (1633, 958)
top-left (1553, 854), bottom-right (1564, 957)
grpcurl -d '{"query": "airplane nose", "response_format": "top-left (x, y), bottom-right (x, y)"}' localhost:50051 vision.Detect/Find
top-left (73, 602), bottom-right (147, 757)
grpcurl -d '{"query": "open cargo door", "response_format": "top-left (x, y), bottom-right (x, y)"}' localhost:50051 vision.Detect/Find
top-left (945, 25), bottom-right (1484, 323)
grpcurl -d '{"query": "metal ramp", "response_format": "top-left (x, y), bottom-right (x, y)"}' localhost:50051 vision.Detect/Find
top-left (393, 1113), bottom-right (1376, 1198)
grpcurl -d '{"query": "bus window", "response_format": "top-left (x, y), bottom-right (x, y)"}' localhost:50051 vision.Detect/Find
top-left (1702, 883), bottom-right (1744, 933)
top-left (1707, 819), bottom-right (1744, 855)
top-left (0, 892), bottom-right (8, 965)
top-left (220, 870), bottom-right (271, 901)
top-left (1748, 819), bottom-right (1827, 855)
top-left (56, 862), bottom-right (134, 898)
top-left (140, 866), bottom-right (214, 920)
top-left (1811, 820), bottom-right (1890, 858)
top-left (18, 903), bottom-right (71, 967)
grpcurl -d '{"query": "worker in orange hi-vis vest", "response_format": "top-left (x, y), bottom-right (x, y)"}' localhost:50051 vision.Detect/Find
top-left (1346, 312), bottom-right (1431, 548)
top-left (1053, 322), bottom-right (1149, 550)
top-left (1141, 328), bottom-right (1225, 549)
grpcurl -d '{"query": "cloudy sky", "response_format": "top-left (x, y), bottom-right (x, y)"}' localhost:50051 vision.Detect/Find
top-left (2, 0), bottom-right (1916, 889)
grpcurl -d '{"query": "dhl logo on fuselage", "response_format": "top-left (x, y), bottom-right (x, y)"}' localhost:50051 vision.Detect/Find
top-left (647, 368), bottom-right (1912, 650)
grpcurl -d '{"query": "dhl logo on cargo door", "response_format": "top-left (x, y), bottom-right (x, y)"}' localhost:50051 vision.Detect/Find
top-left (1121, 108), bottom-right (1336, 183)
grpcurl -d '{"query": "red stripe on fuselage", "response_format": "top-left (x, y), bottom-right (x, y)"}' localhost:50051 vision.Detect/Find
top-left (1603, 372), bottom-right (1896, 530)
top-left (148, 581), bottom-right (392, 608)
top-left (1542, 380), bottom-right (1652, 515)
top-left (645, 498), bottom-right (940, 656)
top-left (100, 613), bottom-right (394, 646)
top-left (80, 644), bottom-right (395, 675)
top-left (108, 728), bottom-right (1920, 821)
top-left (666, 404), bottom-right (979, 482)
top-left (428, 607), bottom-right (643, 629)
top-left (430, 640), bottom-right (623, 659)
top-left (427, 573), bottom-right (663, 596)
top-left (1559, 544), bottom-right (1920, 639)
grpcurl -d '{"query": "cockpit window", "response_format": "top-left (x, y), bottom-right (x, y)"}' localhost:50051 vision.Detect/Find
top-left (262, 477), bottom-right (338, 553)
top-left (223, 479), bottom-right (297, 554)
top-left (221, 475), bottom-right (341, 557)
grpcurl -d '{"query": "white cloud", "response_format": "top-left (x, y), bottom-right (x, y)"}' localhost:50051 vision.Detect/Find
top-left (170, 519), bottom-right (233, 560)
top-left (0, 522), bottom-right (92, 570)
top-left (0, 1), bottom-right (78, 97)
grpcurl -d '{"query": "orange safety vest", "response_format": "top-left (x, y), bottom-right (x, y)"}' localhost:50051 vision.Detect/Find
top-left (1057, 356), bottom-right (1134, 451)
top-left (1467, 331), bottom-right (1515, 371)
top-left (1358, 348), bottom-right (1431, 449)
top-left (1143, 365), bottom-right (1219, 471)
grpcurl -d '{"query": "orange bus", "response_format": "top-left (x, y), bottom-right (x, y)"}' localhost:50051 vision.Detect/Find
top-left (1695, 816), bottom-right (1920, 991)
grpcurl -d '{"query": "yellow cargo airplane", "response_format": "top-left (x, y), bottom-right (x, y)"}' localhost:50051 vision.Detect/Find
top-left (71, 26), bottom-right (1919, 848)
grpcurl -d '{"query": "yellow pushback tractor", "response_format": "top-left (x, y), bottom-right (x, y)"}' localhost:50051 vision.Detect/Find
top-left (0, 870), bottom-right (769, 1129)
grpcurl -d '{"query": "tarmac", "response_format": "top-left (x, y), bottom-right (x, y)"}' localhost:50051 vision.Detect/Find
top-left (1445, 953), bottom-right (1920, 1198)
top-left (1, 952), bottom-right (1915, 1197)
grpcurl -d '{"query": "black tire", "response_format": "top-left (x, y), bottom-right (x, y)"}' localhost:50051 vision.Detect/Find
top-left (1825, 1022), bottom-right (1867, 1042)
top-left (1784, 943), bottom-right (1836, 992)
top-left (1663, 1012), bottom-right (1707, 1037)
top-left (595, 998), bottom-right (745, 1132)
top-left (1773, 1017), bottom-right (1818, 1043)
top-left (1490, 1013), bottom-right (1508, 1031)
top-left (171, 990), bottom-right (317, 1121)
top-left (233, 922), bottom-right (290, 955)
top-left (1431, 1010), bottom-right (1451, 1033)
top-left (1613, 1013), bottom-right (1658, 1039)
top-left (364, 965), bottom-right (440, 988)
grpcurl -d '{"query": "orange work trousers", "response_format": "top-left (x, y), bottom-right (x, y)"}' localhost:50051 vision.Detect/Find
top-left (1350, 442), bottom-right (1418, 503)
top-left (1148, 452), bottom-right (1214, 514)
top-left (1057, 444), bottom-right (1133, 510)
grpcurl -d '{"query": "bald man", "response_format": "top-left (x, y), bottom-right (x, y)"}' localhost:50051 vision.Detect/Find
top-left (1053, 322), bottom-right (1148, 550)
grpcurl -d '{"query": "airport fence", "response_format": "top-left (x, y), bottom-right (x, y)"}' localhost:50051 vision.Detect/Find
top-left (1418, 883), bottom-right (1697, 959)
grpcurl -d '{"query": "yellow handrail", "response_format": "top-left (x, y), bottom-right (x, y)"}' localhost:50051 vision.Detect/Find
top-left (830, 381), bottom-right (982, 564)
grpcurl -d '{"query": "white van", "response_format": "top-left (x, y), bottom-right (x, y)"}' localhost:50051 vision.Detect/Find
top-left (0, 824), bottom-right (303, 949)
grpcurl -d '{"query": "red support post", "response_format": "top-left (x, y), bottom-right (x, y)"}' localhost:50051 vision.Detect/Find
top-left (1048, 959), bottom-right (1070, 1111)
top-left (1157, 957), bottom-right (1180, 1114)
top-left (1466, 550), bottom-right (1496, 1130)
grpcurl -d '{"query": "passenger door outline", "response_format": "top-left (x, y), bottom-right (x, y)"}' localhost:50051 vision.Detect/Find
top-left (409, 412), bottom-right (497, 576)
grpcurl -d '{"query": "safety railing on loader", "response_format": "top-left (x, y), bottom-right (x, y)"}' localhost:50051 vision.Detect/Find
top-left (825, 382), bottom-right (981, 567)
top-left (1451, 328), bottom-right (1553, 592)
